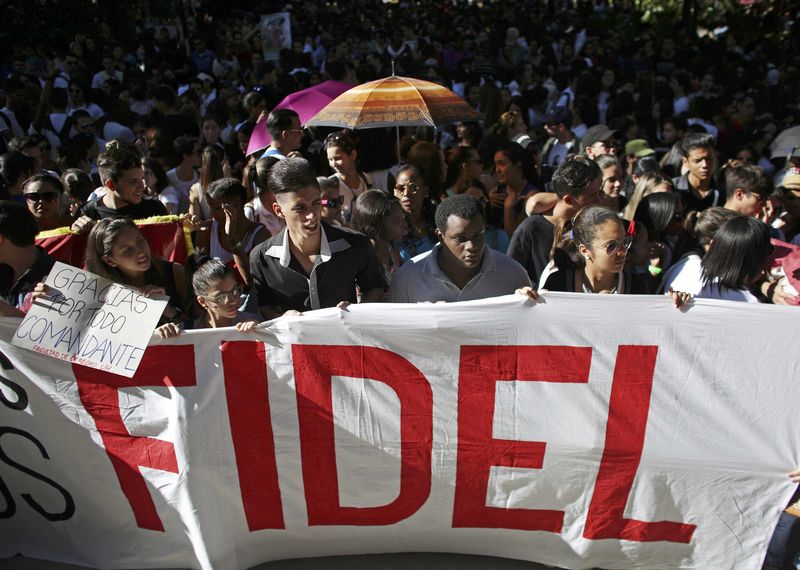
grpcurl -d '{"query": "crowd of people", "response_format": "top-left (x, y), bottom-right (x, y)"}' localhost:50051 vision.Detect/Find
top-left (2, 0), bottom-right (800, 567)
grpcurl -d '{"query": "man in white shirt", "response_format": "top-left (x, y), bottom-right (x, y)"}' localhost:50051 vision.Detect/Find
top-left (91, 54), bottom-right (124, 90)
top-left (390, 195), bottom-right (530, 303)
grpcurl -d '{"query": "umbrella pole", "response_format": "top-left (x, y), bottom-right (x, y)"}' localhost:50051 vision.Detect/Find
top-left (396, 125), bottom-right (401, 164)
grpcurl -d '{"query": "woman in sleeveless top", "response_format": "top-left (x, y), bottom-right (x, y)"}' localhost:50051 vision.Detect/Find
top-left (325, 130), bottom-right (371, 224)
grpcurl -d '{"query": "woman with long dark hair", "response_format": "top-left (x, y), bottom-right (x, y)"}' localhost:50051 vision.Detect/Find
top-left (351, 190), bottom-right (407, 285)
top-left (659, 207), bottom-right (738, 295)
top-left (697, 216), bottom-right (773, 302)
top-left (84, 217), bottom-right (191, 327)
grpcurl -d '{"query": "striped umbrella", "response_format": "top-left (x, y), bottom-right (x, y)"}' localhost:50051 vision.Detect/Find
top-left (305, 75), bottom-right (479, 129)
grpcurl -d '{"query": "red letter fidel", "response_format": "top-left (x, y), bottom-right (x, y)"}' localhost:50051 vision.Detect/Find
top-left (453, 346), bottom-right (592, 531)
top-left (73, 345), bottom-right (195, 532)
top-left (292, 345), bottom-right (433, 525)
top-left (583, 345), bottom-right (696, 543)
top-left (222, 340), bottom-right (284, 530)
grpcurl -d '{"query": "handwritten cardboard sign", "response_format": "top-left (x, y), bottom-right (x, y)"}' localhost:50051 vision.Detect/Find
top-left (11, 262), bottom-right (167, 377)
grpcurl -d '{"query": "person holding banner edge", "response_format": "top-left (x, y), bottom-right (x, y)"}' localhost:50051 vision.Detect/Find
top-left (156, 258), bottom-right (259, 338)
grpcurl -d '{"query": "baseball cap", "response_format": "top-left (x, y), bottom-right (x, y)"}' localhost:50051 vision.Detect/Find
top-left (625, 139), bottom-right (655, 158)
top-left (581, 124), bottom-right (618, 152)
top-left (543, 107), bottom-right (573, 129)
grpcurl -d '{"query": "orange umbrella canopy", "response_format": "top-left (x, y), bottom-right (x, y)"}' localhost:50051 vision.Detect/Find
top-left (306, 75), bottom-right (480, 129)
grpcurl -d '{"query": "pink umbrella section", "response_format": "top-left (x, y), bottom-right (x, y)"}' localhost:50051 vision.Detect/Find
top-left (245, 80), bottom-right (352, 157)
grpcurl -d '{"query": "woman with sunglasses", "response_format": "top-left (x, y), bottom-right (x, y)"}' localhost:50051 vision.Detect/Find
top-left (318, 176), bottom-right (345, 227)
top-left (393, 165), bottom-right (437, 261)
top-left (22, 173), bottom-right (74, 231)
top-left (444, 146), bottom-right (487, 198)
top-left (539, 206), bottom-right (649, 294)
top-left (324, 130), bottom-right (371, 224)
top-left (155, 258), bottom-right (259, 338)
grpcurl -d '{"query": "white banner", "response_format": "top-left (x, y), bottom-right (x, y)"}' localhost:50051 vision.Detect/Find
top-left (0, 293), bottom-right (798, 570)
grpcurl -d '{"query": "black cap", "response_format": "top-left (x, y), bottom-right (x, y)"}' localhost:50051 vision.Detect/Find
top-left (543, 107), bottom-right (573, 129)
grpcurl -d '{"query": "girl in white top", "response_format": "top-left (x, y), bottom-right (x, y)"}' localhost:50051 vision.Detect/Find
top-left (324, 130), bottom-right (371, 224)
top-left (694, 216), bottom-right (773, 303)
top-left (660, 207), bottom-right (738, 295)
top-left (142, 157), bottom-right (179, 214)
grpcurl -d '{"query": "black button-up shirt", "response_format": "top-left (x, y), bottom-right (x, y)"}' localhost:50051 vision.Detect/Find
top-left (250, 222), bottom-right (386, 313)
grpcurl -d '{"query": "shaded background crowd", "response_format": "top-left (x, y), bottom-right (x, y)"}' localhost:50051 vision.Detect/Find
top-left (2, 0), bottom-right (800, 567)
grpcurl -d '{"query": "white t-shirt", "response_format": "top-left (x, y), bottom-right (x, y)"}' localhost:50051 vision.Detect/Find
top-left (696, 283), bottom-right (759, 303)
top-left (166, 168), bottom-right (198, 214)
top-left (157, 186), bottom-right (180, 213)
top-left (660, 253), bottom-right (703, 295)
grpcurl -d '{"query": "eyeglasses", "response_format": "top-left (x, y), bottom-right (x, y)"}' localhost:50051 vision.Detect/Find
top-left (320, 196), bottom-right (344, 208)
top-left (394, 182), bottom-right (420, 196)
top-left (284, 128), bottom-right (304, 135)
top-left (25, 192), bottom-right (59, 203)
top-left (589, 235), bottom-right (633, 256)
top-left (204, 284), bottom-right (243, 305)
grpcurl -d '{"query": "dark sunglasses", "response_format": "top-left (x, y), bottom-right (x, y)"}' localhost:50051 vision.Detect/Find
top-left (394, 182), bottom-right (420, 195)
top-left (25, 191), bottom-right (59, 203)
top-left (590, 235), bottom-right (634, 256)
top-left (320, 196), bottom-right (344, 208)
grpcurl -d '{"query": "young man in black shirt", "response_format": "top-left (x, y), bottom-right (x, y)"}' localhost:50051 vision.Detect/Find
top-left (250, 157), bottom-right (386, 319)
top-left (507, 156), bottom-right (604, 286)
top-left (72, 140), bottom-right (167, 232)
top-left (673, 133), bottom-right (722, 213)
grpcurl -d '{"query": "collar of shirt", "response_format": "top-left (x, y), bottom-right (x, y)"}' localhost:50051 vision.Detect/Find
top-left (264, 223), bottom-right (351, 268)
top-left (421, 243), bottom-right (494, 286)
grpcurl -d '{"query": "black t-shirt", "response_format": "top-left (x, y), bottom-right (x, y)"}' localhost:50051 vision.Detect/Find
top-left (506, 215), bottom-right (555, 288)
top-left (250, 222), bottom-right (387, 313)
top-left (542, 262), bottom-right (650, 295)
top-left (82, 198), bottom-right (168, 221)
top-left (673, 174), bottom-right (722, 213)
